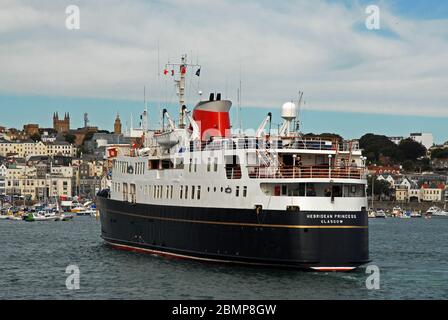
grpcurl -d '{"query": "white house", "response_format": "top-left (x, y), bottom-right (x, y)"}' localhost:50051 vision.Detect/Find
top-left (377, 174), bottom-right (396, 187)
top-left (395, 177), bottom-right (412, 190)
top-left (410, 133), bottom-right (433, 150)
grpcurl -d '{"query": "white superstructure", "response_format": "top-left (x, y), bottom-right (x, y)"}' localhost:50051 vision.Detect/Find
top-left (105, 56), bottom-right (368, 215)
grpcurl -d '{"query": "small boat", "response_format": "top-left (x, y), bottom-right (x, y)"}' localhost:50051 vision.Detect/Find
top-left (71, 205), bottom-right (88, 215)
top-left (410, 211), bottom-right (422, 218)
top-left (55, 213), bottom-right (75, 221)
top-left (432, 210), bottom-right (448, 218)
top-left (62, 214), bottom-right (75, 221)
top-left (401, 211), bottom-right (411, 219)
top-left (0, 215), bottom-right (10, 220)
top-left (392, 206), bottom-right (402, 217)
top-left (24, 212), bottom-right (58, 222)
top-left (375, 209), bottom-right (387, 218)
top-left (426, 206), bottom-right (440, 216)
top-left (7, 215), bottom-right (23, 221)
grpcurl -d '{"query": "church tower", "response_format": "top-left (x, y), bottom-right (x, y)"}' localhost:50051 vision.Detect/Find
top-left (114, 114), bottom-right (122, 135)
top-left (64, 113), bottom-right (70, 132)
top-left (53, 112), bottom-right (59, 130)
top-left (53, 112), bottom-right (70, 133)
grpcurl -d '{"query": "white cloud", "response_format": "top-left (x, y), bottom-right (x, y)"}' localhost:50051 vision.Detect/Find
top-left (0, 0), bottom-right (447, 116)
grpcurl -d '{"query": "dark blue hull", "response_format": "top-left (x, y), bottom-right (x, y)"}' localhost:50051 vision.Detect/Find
top-left (98, 197), bottom-right (369, 270)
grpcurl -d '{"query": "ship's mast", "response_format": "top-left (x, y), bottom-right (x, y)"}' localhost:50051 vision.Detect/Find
top-left (295, 91), bottom-right (304, 132)
top-left (142, 86), bottom-right (149, 132)
top-left (165, 54), bottom-right (200, 129)
top-left (178, 55), bottom-right (186, 128)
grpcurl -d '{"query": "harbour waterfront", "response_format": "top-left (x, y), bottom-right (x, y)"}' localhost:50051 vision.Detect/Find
top-left (0, 218), bottom-right (447, 300)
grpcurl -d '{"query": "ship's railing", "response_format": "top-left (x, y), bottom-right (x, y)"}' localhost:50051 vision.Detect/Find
top-left (188, 137), bottom-right (351, 152)
top-left (225, 166), bottom-right (242, 179)
top-left (247, 165), bottom-right (366, 180)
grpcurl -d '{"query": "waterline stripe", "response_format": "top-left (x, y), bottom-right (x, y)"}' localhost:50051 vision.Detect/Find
top-left (104, 238), bottom-right (319, 268)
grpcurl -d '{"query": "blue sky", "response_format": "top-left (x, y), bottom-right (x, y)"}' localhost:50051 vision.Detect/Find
top-left (1, 0), bottom-right (448, 143)
top-left (1, 93), bottom-right (447, 144)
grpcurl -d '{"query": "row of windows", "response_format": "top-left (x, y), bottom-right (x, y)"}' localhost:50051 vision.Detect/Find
top-left (114, 161), bottom-right (130, 174)
top-left (6, 180), bottom-right (69, 187)
top-left (186, 158), bottom-right (220, 173)
top-left (144, 185), bottom-right (174, 199)
top-left (180, 185), bottom-right (202, 200)
top-left (261, 183), bottom-right (365, 197)
top-left (206, 158), bottom-right (219, 172)
top-left (188, 159), bottom-right (198, 173)
top-left (113, 157), bottom-right (223, 175)
top-left (113, 161), bottom-right (146, 175)
top-left (424, 190), bottom-right (441, 195)
top-left (135, 162), bottom-right (145, 175)
top-left (112, 183), bottom-right (248, 200)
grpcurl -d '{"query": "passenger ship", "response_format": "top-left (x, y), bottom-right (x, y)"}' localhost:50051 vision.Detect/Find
top-left (98, 55), bottom-right (369, 271)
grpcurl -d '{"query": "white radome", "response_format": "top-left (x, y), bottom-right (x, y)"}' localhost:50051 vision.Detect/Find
top-left (281, 102), bottom-right (297, 120)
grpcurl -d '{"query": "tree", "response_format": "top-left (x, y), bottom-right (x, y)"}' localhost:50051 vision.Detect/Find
top-left (359, 134), bottom-right (399, 164)
top-left (367, 178), bottom-right (393, 198)
top-left (398, 138), bottom-right (426, 161)
top-left (402, 160), bottom-right (414, 172)
top-left (431, 148), bottom-right (448, 159)
top-left (64, 133), bottom-right (77, 144)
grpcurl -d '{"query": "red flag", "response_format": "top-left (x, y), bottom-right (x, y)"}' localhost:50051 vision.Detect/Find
top-left (108, 148), bottom-right (118, 158)
top-left (163, 69), bottom-right (168, 75)
top-left (181, 66), bottom-right (186, 74)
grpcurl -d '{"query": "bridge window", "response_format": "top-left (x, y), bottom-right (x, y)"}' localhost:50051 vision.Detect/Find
top-left (260, 183), bottom-right (365, 197)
